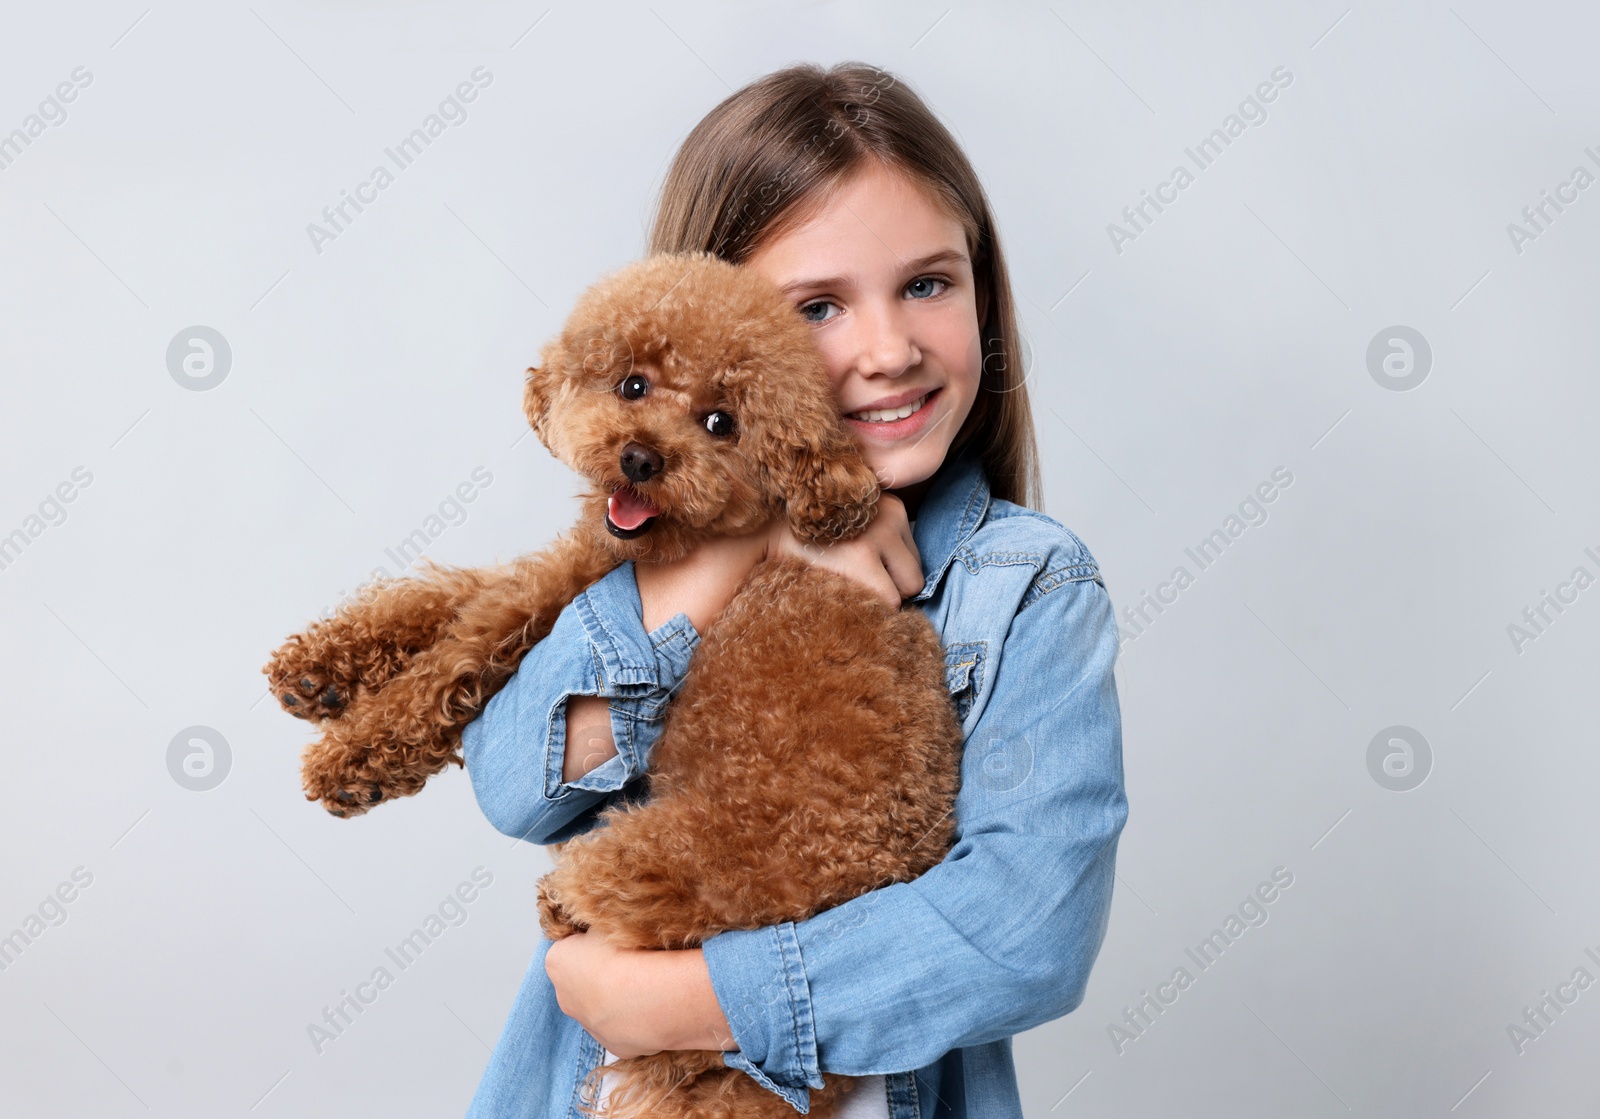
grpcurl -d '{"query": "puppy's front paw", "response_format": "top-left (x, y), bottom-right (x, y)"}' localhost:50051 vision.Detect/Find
top-left (300, 739), bottom-right (397, 819)
top-left (283, 675), bottom-right (348, 720)
top-left (265, 639), bottom-right (352, 722)
top-left (303, 770), bottom-right (387, 818)
top-left (537, 878), bottom-right (587, 940)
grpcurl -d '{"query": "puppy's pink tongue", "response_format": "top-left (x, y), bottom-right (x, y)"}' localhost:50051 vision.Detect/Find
top-left (607, 488), bottom-right (658, 530)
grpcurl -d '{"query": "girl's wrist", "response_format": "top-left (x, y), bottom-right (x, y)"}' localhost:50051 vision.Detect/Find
top-left (635, 532), bottom-right (768, 634)
top-left (633, 947), bottom-right (738, 1052)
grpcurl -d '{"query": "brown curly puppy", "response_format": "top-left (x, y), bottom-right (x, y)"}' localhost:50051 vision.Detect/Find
top-left (538, 552), bottom-right (961, 1119)
top-left (264, 253), bottom-right (963, 1117)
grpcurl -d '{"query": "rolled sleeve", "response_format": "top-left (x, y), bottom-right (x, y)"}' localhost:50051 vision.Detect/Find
top-left (702, 574), bottom-right (1127, 1105)
top-left (462, 561), bottom-right (699, 846)
top-left (704, 923), bottom-right (820, 1108)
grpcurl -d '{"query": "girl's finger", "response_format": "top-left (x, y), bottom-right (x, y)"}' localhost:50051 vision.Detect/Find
top-left (900, 517), bottom-right (921, 567)
top-left (866, 565), bottom-right (903, 608)
top-left (881, 537), bottom-right (925, 601)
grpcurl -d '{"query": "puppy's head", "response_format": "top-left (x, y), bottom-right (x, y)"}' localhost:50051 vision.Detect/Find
top-left (524, 253), bottom-right (880, 562)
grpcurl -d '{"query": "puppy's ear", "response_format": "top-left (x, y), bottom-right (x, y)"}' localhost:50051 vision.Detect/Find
top-left (746, 364), bottom-right (880, 543)
top-left (782, 438), bottom-right (881, 545)
top-left (522, 349), bottom-right (561, 445)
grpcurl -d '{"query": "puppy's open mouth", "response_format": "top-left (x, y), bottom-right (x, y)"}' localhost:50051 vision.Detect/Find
top-left (605, 487), bottom-right (660, 539)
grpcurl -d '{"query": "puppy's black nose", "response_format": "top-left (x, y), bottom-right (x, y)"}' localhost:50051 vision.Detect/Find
top-left (620, 442), bottom-right (663, 483)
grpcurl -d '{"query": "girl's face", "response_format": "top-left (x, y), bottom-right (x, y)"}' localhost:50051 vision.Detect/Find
top-left (744, 160), bottom-right (983, 503)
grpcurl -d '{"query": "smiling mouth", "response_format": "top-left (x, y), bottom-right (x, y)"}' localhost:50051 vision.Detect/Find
top-left (605, 486), bottom-right (659, 539)
top-left (845, 389), bottom-right (936, 423)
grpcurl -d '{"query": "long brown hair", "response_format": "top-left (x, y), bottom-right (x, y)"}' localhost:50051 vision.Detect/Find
top-left (646, 61), bottom-right (1041, 510)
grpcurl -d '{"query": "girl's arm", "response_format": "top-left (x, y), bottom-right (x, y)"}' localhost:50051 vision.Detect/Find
top-left (561, 533), bottom-right (776, 784)
top-left (461, 559), bottom-right (704, 845)
top-left (693, 567), bottom-right (1127, 1108)
top-left (462, 524), bottom-right (854, 844)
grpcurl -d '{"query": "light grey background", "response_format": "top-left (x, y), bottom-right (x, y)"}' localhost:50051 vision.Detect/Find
top-left (1, 2), bottom-right (1595, 1115)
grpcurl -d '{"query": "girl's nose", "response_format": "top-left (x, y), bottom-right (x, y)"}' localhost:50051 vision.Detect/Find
top-left (853, 303), bottom-right (921, 378)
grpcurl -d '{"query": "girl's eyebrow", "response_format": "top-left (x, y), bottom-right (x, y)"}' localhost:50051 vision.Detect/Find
top-left (778, 248), bottom-right (969, 296)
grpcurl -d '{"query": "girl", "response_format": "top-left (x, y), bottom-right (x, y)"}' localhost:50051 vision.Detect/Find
top-left (463, 62), bottom-right (1127, 1119)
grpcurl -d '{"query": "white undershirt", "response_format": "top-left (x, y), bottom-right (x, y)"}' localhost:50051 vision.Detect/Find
top-left (837, 1073), bottom-right (890, 1118)
top-left (596, 1051), bottom-right (889, 1118)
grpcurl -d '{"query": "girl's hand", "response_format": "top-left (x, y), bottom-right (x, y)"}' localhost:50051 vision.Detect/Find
top-left (636, 494), bottom-right (923, 640)
top-left (544, 932), bottom-right (736, 1056)
top-left (635, 529), bottom-right (770, 634)
top-left (766, 492), bottom-right (924, 607)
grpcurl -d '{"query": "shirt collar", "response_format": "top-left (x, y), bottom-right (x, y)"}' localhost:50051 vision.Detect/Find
top-left (908, 445), bottom-right (991, 603)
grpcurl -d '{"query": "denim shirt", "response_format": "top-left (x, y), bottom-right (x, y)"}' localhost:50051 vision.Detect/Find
top-left (461, 445), bottom-right (1128, 1119)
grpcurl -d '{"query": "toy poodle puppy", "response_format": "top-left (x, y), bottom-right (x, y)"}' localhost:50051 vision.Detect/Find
top-left (264, 253), bottom-right (963, 1117)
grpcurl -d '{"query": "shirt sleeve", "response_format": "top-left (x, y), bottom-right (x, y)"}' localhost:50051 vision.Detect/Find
top-left (461, 560), bottom-right (700, 846)
top-left (700, 571), bottom-right (1128, 1109)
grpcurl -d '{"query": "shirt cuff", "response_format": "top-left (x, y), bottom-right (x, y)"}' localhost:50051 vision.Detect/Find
top-left (703, 922), bottom-right (823, 1111)
top-left (542, 562), bottom-right (699, 801)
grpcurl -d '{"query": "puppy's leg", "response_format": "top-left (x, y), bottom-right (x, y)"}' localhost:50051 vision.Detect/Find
top-left (595, 1059), bottom-right (853, 1119)
top-left (536, 863), bottom-right (588, 941)
top-left (263, 562), bottom-right (491, 721)
top-left (533, 799), bottom-right (729, 951)
top-left (302, 527), bottom-right (619, 815)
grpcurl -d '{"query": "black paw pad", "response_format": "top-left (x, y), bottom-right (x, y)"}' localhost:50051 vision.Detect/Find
top-left (317, 686), bottom-right (343, 709)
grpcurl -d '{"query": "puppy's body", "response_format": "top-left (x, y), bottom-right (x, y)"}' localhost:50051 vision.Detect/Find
top-left (263, 254), bottom-right (963, 1117)
top-left (541, 555), bottom-right (961, 1119)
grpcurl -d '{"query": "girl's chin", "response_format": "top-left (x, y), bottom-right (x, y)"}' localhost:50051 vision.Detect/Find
top-left (863, 449), bottom-right (940, 494)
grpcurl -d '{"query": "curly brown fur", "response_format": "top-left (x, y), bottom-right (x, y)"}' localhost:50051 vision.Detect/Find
top-left (263, 254), bottom-right (963, 1115)
top-left (541, 556), bottom-right (961, 1119)
top-left (264, 563), bottom-right (494, 721)
top-left (266, 253), bottom-right (882, 815)
top-left (539, 557), bottom-right (960, 948)
top-left (295, 525), bottom-right (620, 814)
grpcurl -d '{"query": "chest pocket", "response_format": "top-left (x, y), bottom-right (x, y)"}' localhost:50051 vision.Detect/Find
top-left (943, 641), bottom-right (987, 727)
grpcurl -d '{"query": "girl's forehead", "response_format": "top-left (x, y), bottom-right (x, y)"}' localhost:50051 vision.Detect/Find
top-left (748, 167), bottom-right (969, 283)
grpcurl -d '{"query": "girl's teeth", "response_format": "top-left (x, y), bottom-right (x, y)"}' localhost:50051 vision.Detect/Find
top-left (849, 392), bottom-right (931, 423)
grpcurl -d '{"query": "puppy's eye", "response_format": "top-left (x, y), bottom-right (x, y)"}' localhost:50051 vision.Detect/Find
top-left (618, 374), bottom-right (649, 400)
top-left (703, 411), bottom-right (735, 437)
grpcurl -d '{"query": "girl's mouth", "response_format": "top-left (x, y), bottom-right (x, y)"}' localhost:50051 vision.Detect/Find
top-left (605, 487), bottom-right (659, 538)
top-left (844, 388), bottom-right (940, 438)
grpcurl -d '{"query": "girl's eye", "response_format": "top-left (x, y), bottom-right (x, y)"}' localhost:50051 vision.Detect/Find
top-left (618, 374), bottom-right (649, 400)
top-left (799, 299), bottom-right (839, 324)
top-left (703, 411), bottom-right (735, 437)
top-left (906, 276), bottom-right (948, 300)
